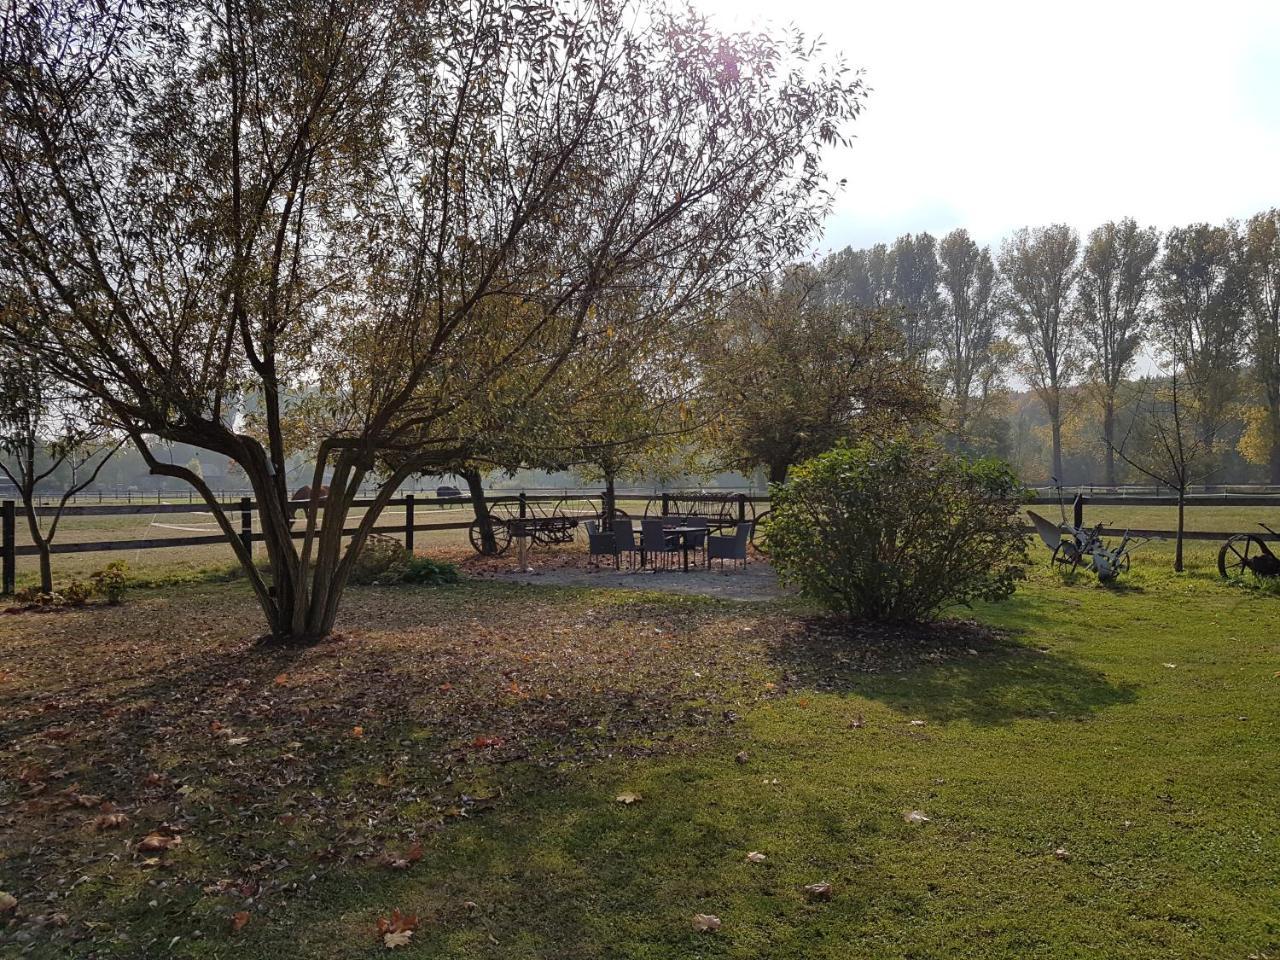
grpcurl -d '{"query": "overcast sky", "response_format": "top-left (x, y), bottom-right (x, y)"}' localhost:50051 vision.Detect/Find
top-left (694, 0), bottom-right (1280, 256)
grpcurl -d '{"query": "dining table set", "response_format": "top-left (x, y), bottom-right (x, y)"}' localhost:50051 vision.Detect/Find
top-left (584, 515), bottom-right (753, 572)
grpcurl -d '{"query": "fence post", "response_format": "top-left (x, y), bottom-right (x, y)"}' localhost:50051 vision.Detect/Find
top-left (661, 492), bottom-right (670, 517)
top-left (1, 500), bottom-right (14, 596)
top-left (239, 496), bottom-right (253, 557)
top-left (519, 491), bottom-right (527, 519)
top-left (737, 493), bottom-right (746, 524)
top-left (404, 494), bottom-right (415, 553)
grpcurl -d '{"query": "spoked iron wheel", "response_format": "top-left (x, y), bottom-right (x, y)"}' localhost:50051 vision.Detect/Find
top-left (1218, 534), bottom-right (1270, 579)
top-left (469, 499), bottom-right (518, 556)
top-left (1050, 540), bottom-right (1082, 572)
top-left (749, 508), bottom-right (771, 549)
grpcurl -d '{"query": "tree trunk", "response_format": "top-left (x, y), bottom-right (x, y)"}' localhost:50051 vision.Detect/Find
top-left (1050, 416), bottom-right (1064, 486)
top-left (768, 461), bottom-right (789, 485)
top-left (1102, 395), bottom-right (1117, 488)
top-left (462, 468), bottom-right (498, 555)
top-left (1269, 403), bottom-right (1280, 485)
top-left (19, 500), bottom-right (53, 593)
top-left (603, 473), bottom-right (616, 532)
top-left (1174, 488), bottom-right (1185, 573)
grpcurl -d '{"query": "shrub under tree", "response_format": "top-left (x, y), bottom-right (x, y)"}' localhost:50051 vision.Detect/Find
top-left (764, 439), bottom-right (1028, 621)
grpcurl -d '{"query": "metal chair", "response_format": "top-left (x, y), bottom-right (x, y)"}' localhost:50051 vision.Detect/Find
top-left (640, 518), bottom-right (678, 570)
top-left (708, 521), bottom-right (752, 569)
top-left (585, 519), bottom-right (619, 568)
top-left (613, 517), bottom-right (639, 569)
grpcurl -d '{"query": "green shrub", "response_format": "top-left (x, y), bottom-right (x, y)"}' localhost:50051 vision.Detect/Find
top-left (60, 578), bottom-right (93, 607)
top-left (764, 438), bottom-right (1028, 621)
top-left (399, 555), bottom-right (459, 586)
top-left (349, 535), bottom-right (459, 586)
top-left (349, 535), bottom-right (410, 585)
top-left (90, 561), bottom-right (129, 604)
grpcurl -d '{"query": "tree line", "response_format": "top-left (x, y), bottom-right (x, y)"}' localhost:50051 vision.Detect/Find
top-left (813, 214), bottom-right (1280, 487)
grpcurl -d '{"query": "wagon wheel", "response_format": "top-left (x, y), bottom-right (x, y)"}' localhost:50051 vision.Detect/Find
top-left (469, 517), bottom-right (512, 555)
top-left (1050, 540), bottom-right (1081, 572)
top-left (469, 500), bottom-right (518, 556)
top-left (749, 508), bottom-right (771, 550)
top-left (1218, 534), bottom-right (1268, 579)
top-left (1118, 552), bottom-right (1131, 575)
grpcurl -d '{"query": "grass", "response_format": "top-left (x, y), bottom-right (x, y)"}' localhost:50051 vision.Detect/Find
top-left (1, 543), bottom-right (1278, 958)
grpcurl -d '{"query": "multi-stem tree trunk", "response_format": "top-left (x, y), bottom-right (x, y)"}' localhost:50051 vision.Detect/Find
top-left (768, 461), bottom-right (789, 485)
top-left (462, 468), bottom-right (498, 555)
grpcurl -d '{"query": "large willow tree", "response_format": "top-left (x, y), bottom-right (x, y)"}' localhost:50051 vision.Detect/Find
top-left (0, 0), bottom-right (863, 642)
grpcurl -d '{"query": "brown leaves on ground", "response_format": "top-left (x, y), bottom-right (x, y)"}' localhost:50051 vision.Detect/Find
top-left (230, 910), bottom-right (251, 933)
top-left (137, 831), bottom-right (183, 852)
top-left (615, 792), bottom-right (642, 804)
top-left (803, 881), bottom-right (833, 901)
top-left (0, 582), bottom-right (801, 950)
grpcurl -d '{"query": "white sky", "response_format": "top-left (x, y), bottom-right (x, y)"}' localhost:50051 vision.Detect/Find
top-left (693, 0), bottom-right (1280, 256)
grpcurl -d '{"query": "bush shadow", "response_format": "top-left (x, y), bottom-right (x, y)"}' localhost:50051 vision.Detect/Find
top-left (765, 609), bottom-right (1138, 726)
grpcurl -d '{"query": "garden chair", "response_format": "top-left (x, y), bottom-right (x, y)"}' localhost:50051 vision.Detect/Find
top-left (613, 517), bottom-right (640, 569)
top-left (585, 519), bottom-right (620, 568)
top-left (708, 521), bottom-right (752, 570)
top-left (640, 518), bottom-right (679, 570)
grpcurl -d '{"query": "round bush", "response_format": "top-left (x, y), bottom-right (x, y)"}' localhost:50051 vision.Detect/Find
top-left (763, 439), bottom-right (1028, 621)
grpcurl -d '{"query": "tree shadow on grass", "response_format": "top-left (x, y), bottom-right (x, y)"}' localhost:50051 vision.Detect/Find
top-left (765, 606), bottom-right (1138, 726)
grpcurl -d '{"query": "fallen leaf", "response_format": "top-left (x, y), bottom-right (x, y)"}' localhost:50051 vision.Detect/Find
top-left (383, 930), bottom-right (413, 949)
top-left (225, 736), bottom-right (250, 746)
top-left (138, 832), bottom-right (182, 852)
top-left (93, 812), bottom-right (129, 831)
top-left (850, 714), bottom-right (865, 729)
top-left (908, 720), bottom-right (926, 727)
top-left (1053, 847), bottom-right (1071, 861)
top-left (351, 726), bottom-right (364, 738)
top-left (376, 908), bottom-right (418, 936)
top-left (274, 673), bottom-right (289, 686)
top-left (904, 810), bottom-right (930, 824)
top-left (735, 751), bottom-right (749, 764)
top-left (230, 911), bottom-right (250, 932)
top-left (0, 891), bottom-right (16, 912)
top-left (72, 793), bottom-right (103, 808)
top-left (691, 913), bottom-right (721, 932)
top-left (745, 851), bottom-right (766, 863)
top-left (615, 792), bottom-right (642, 805)
top-left (803, 881), bottom-right (833, 901)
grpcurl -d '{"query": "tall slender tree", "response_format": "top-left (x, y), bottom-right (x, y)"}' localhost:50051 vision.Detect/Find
top-left (1156, 223), bottom-right (1245, 448)
top-left (887, 232), bottom-right (940, 361)
top-left (936, 229), bottom-right (1001, 445)
top-left (1078, 219), bottom-right (1161, 486)
top-left (1235, 209), bottom-right (1280, 482)
top-left (999, 224), bottom-right (1082, 483)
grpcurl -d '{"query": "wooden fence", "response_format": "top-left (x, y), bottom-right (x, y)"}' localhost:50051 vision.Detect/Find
top-left (3, 490), bottom-right (1279, 594)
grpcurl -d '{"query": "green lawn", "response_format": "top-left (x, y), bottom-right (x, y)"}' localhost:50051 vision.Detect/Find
top-left (2, 545), bottom-right (1278, 958)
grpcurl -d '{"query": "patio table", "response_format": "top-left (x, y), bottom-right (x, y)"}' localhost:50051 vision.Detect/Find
top-left (664, 526), bottom-right (703, 572)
